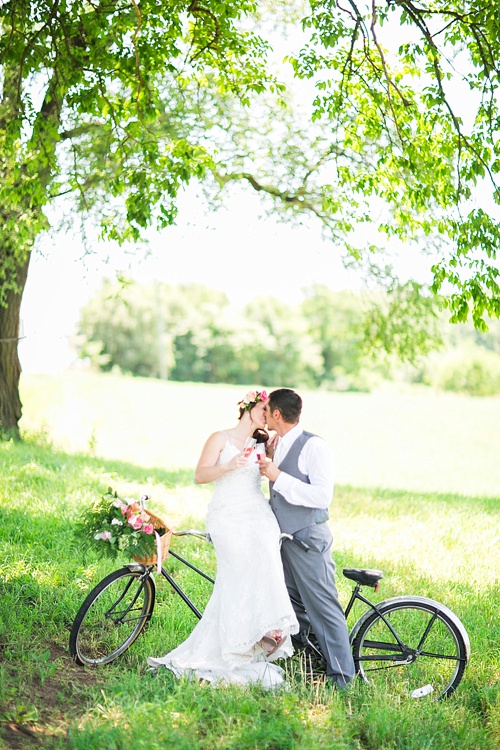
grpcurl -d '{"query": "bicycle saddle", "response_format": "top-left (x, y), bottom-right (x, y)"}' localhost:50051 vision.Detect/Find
top-left (343, 568), bottom-right (384, 588)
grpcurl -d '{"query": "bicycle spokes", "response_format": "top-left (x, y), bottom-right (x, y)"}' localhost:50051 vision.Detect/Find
top-left (71, 569), bottom-right (154, 665)
top-left (352, 600), bottom-right (468, 699)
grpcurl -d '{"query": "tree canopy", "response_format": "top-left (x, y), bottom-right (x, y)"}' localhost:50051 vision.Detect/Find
top-left (2, 0), bottom-right (500, 435)
top-left (211, 0), bottom-right (500, 329)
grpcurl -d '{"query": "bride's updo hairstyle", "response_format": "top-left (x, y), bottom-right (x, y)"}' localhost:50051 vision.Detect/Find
top-left (237, 389), bottom-right (268, 420)
top-left (252, 428), bottom-right (269, 444)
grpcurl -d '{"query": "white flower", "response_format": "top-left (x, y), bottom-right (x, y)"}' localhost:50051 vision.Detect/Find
top-left (94, 531), bottom-right (111, 541)
top-left (111, 518), bottom-right (123, 525)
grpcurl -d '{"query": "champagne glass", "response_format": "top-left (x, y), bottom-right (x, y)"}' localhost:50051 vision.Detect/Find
top-left (255, 442), bottom-right (266, 458)
top-left (243, 437), bottom-right (257, 457)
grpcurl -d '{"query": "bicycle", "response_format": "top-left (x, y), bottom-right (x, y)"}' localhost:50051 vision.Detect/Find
top-left (69, 527), bottom-right (470, 700)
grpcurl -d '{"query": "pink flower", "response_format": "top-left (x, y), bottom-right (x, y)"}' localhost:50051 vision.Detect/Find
top-left (143, 523), bottom-right (154, 535)
top-left (260, 390), bottom-right (268, 402)
top-left (245, 390), bottom-right (257, 403)
top-left (129, 503), bottom-right (140, 512)
top-left (128, 515), bottom-right (143, 530)
top-left (133, 516), bottom-right (143, 530)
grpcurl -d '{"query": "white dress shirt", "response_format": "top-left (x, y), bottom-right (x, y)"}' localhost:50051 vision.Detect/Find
top-left (272, 424), bottom-right (334, 510)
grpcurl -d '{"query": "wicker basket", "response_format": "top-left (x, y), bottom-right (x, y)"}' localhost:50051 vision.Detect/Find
top-left (133, 509), bottom-right (173, 566)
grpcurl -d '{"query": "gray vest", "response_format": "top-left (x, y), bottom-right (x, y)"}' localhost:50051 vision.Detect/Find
top-left (269, 430), bottom-right (329, 534)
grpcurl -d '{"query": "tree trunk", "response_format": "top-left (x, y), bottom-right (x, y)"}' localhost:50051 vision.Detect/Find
top-left (0, 252), bottom-right (31, 439)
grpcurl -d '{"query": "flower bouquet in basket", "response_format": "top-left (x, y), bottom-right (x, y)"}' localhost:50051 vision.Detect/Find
top-left (74, 488), bottom-right (172, 564)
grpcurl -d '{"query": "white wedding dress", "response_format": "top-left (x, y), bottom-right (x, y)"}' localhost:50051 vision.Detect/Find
top-left (147, 436), bottom-right (299, 687)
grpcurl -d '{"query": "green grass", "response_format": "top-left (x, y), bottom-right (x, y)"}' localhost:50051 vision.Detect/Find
top-left (0, 371), bottom-right (499, 748)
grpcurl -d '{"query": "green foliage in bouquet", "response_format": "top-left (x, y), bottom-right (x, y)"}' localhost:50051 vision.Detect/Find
top-left (74, 488), bottom-right (163, 560)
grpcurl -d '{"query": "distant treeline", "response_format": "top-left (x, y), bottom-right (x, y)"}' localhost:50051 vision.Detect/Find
top-left (76, 280), bottom-right (500, 395)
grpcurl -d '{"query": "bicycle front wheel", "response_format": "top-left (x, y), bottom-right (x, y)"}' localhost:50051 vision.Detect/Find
top-left (351, 596), bottom-right (470, 700)
top-left (69, 567), bottom-right (155, 666)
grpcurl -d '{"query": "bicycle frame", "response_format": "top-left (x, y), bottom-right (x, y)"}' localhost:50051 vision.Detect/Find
top-left (159, 548), bottom-right (215, 619)
top-left (343, 582), bottom-right (409, 657)
top-left (129, 537), bottom-right (378, 638)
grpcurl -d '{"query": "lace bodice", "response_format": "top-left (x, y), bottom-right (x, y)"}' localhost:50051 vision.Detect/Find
top-left (212, 441), bottom-right (264, 502)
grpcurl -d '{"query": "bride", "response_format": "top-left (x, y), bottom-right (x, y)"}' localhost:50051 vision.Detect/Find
top-left (147, 389), bottom-right (299, 687)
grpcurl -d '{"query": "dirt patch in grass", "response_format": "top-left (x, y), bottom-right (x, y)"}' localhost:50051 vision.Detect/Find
top-left (0, 643), bottom-right (106, 749)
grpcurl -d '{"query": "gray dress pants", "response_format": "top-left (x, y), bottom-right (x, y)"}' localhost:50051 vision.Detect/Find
top-left (280, 523), bottom-right (355, 687)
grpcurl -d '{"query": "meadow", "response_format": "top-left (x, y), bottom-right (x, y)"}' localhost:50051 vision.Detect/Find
top-left (0, 371), bottom-right (499, 749)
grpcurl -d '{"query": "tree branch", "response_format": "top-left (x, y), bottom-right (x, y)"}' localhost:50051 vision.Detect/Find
top-left (187, 0), bottom-right (221, 62)
top-left (212, 168), bottom-right (345, 240)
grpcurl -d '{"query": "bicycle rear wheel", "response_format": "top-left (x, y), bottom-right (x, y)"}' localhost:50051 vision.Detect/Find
top-left (69, 567), bottom-right (155, 666)
top-left (351, 596), bottom-right (470, 700)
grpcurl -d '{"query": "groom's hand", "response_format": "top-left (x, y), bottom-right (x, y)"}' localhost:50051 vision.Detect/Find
top-left (266, 432), bottom-right (279, 457)
top-left (258, 457), bottom-right (281, 482)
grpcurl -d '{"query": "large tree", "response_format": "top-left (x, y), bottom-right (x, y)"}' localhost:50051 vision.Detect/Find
top-left (0, 0), bottom-right (272, 437)
top-left (2, 0), bottom-right (500, 437)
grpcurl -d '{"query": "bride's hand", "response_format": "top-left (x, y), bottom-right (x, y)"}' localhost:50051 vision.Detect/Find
top-left (226, 451), bottom-right (248, 471)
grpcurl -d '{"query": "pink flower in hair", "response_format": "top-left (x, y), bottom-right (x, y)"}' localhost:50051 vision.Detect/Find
top-left (237, 388), bottom-right (268, 412)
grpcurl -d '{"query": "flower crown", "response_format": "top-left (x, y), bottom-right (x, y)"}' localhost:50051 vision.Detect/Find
top-left (237, 389), bottom-right (268, 412)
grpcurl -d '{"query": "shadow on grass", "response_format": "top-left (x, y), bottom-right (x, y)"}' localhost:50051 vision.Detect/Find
top-left (1, 435), bottom-right (195, 495)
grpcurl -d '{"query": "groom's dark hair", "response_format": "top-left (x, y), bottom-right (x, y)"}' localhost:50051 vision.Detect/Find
top-left (268, 388), bottom-right (302, 424)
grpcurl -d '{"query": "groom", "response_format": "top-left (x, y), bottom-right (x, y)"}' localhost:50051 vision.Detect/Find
top-left (259, 388), bottom-right (355, 689)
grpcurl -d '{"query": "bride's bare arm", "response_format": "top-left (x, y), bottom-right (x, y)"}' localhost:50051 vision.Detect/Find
top-left (194, 432), bottom-right (247, 484)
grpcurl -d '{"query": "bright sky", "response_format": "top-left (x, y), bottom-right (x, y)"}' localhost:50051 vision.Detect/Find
top-left (19, 184), bottom-right (371, 374)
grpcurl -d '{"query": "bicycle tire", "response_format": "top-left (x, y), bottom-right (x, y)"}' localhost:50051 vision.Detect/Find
top-left (351, 596), bottom-right (470, 700)
top-left (69, 566), bottom-right (155, 666)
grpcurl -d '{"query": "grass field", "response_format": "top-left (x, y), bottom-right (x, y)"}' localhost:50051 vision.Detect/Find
top-left (19, 371), bottom-right (500, 496)
top-left (0, 371), bottom-right (499, 748)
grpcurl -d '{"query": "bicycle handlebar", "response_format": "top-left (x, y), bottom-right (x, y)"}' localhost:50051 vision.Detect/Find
top-left (172, 530), bottom-right (212, 543)
top-left (171, 530), bottom-right (311, 550)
